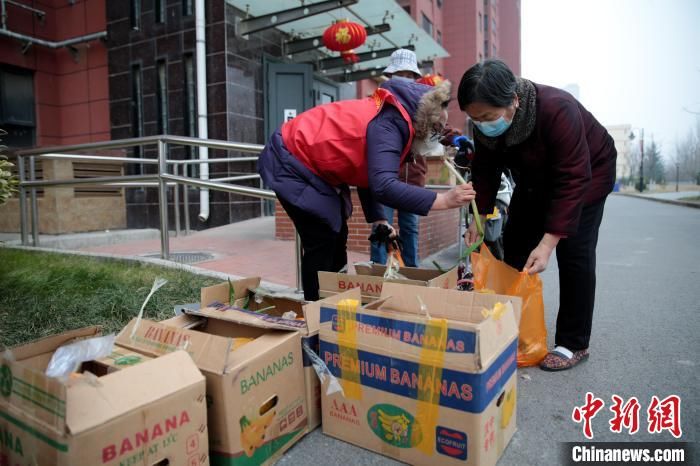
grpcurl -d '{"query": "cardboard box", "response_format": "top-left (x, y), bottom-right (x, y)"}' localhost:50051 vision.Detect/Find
top-left (91, 345), bottom-right (154, 374)
top-left (319, 284), bottom-right (521, 466)
top-left (0, 327), bottom-right (209, 466)
top-left (197, 278), bottom-right (361, 433)
top-left (318, 263), bottom-right (458, 303)
top-left (116, 309), bottom-right (307, 466)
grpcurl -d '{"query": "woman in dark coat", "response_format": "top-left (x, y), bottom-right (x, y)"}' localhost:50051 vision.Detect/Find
top-left (259, 79), bottom-right (476, 301)
top-left (460, 59), bottom-right (617, 371)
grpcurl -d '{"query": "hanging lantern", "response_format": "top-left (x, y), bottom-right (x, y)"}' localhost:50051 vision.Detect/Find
top-left (322, 19), bottom-right (367, 64)
top-left (417, 74), bottom-right (445, 86)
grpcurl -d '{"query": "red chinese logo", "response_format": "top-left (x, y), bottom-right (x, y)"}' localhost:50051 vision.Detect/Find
top-left (572, 392), bottom-right (605, 439)
top-left (647, 395), bottom-right (682, 438)
top-left (609, 395), bottom-right (641, 434)
top-left (573, 393), bottom-right (683, 439)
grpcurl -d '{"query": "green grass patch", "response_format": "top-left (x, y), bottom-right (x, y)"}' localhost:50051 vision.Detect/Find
top-left (0, 248), bottom-right (222, 348)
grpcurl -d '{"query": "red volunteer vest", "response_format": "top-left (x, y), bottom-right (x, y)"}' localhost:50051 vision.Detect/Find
top-left (280, 88), bottom-right (415, 188)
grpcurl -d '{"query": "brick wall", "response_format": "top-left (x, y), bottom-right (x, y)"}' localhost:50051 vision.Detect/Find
top-left (275, 189), bottom-right (460, 259)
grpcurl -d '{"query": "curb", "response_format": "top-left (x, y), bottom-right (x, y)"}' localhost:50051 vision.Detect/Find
top-left (0, 243), bottom-right (296, 294)
top-left (613, 192), bottom-right (700, 209)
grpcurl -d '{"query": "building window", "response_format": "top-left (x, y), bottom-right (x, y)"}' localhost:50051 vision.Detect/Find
top-left (183, 54), bottom-right (198, 177)
top-left (155, 0), bottom-right (165, 23)
top-left (493, 45), bottom-right (497, 57)
top-left (0, 67), bottom-right (35, 148)
top-left (479, 53), bottom-right (483, 62)
top-left (131, 64), bottom-right (144, 172)
top-left (421, 13), bottom-right (433, 36)
top-left (436, 0), bottom-right (443, 8)
top-left (484, 14), bottom-right (488, 32)
top-left (130, 0), bottom-right (141, 30)
top-left (183, 0), bottom-right (193, 16)
top-left (484, 40), bottom-right (489, 57)
top-left (437, 30), bottom-right (442, 45)
top-left (492, 18), bottom-right (497, 34)
top-left (156, 60), bottom-right (168, 135)
top-left (479, 13), bottom-right (482, 32)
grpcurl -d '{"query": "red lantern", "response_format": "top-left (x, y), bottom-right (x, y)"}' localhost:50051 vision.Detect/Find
top-left (322, 19), bottom-right (367, 64)
top-left (417, 74), bottom-right (445, 86)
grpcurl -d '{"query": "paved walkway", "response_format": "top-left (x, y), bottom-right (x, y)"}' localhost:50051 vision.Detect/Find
top-left (79, 217), bottom-right (370, 288)
top-left (643, 190), bottom-right (699, 200)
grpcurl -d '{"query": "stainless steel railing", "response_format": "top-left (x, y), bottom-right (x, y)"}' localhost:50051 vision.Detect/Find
top-left (15, 135), bottom-right (304, 291)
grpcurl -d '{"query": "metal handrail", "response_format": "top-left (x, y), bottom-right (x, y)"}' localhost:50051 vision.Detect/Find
top-left (160, 174), bottom-right (276, 200)
top-left (21, 174), bottom-right (159, 188)
top-left (16, 135), bottom-right (265, 156)
top-left (37, 153), bottom-right (160, 164)
top-left (14, 135), bottom-right (299, 287)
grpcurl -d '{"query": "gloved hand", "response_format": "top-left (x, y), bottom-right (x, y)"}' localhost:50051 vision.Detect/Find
top-left (439, 125), bottom-right (462, 146)
top-left (368, 221), bottom-right (398, 243)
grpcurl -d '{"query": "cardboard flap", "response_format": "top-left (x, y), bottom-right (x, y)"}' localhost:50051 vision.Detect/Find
top-left (9, 326), bottom-right (102, 361)
top-left (200, 277), bottom-right (261, 307)
top-left (353, 263), bottom-right (447, 281)
top-left (66, 351), bottom-right (203, 435)
top-left (477, 301), bottom-right (519, 368)
top-left (184, 305), bottom-right (309, 333)
top-left (378, 283), bottom-right (521, 323)
top-left (116, 318), bottom-right (232, 373)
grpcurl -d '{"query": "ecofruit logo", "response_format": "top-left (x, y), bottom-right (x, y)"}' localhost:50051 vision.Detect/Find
top-left (367, 404), bottom-right (422, 448)
top-left (435, 426), bottom-right (468, 460)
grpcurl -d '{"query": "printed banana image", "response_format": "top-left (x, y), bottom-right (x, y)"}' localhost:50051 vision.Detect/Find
top-left (240, 410), bottom-right (276, 457)
top-left (500, 388), bottom-right (516, 428)
top-left (378, 408), bottom-right (411, 443)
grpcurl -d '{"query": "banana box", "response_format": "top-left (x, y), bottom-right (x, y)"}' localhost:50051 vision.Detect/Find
top-left (319, 284), bottom-right (521, 466)
top-left (0, 327), bottom-right (209, 466)
top-left (90, 345), bottom-right (154, 374)
top-left (115, 312), bottom-right (306, 466)
top-left (318, 263), bottom-right (458, 304)
top-left (197, 277), bottom-right (347, 433)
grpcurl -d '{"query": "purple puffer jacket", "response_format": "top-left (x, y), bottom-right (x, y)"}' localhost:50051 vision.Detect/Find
top-left (258, 79), bottom-right (437, 233)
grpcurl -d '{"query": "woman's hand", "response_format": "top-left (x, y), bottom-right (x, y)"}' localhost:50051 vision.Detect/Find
top-left (432, 183), bottom-right (476, 210)
top-left (464, 215), bottom-right (486, 246)
top-left (523, 233), bottom-right (562, 274)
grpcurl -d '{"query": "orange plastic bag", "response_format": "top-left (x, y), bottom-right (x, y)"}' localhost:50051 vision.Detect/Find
top-left (471, 245), bottom-right (548, 367)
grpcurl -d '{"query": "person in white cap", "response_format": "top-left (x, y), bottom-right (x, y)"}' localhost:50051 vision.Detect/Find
top-left (370, 49), bottom-right (430, 267)
top-left (383, 48), bottom-right (422, 80)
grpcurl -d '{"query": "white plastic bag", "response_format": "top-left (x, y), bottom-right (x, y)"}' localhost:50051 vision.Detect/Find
top-left (45, 334), bottom-right (115, 379)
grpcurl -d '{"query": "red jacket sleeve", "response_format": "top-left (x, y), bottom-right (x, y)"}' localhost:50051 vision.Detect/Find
top-left (542, 97), bottom-right (592, 236)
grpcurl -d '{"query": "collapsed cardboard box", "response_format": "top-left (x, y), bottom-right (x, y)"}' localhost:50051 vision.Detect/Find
top-left (0, 327), bottom-right (209, 466)
top-left (198, 277), bottom-right (362, 432)
top-left (319, 284), bottom-right (521, 466)
top-left (116, 306), bottom-right (307, 466)
top-left (318, 263), bottom-right (458, 303)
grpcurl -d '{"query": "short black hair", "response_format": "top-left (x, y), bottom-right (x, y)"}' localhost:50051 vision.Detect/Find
top-left (457, 59), bottom-right (517, 110)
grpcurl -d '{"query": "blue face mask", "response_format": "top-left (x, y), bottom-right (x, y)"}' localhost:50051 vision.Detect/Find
top-left (391, 75), bottom-right (415, 83)
top-left (474, 115), bottom-right (512, 137)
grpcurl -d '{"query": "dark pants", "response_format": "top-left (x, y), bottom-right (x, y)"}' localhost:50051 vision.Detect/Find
top-left (278, 197), bottom-right (348, 301)
top-left (503, 198), bottom-right (607, 351)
